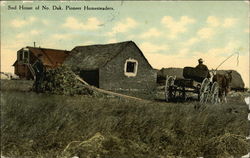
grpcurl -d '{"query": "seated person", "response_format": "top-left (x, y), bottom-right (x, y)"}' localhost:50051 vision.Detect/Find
top-left (195, 58), bottom-right (211, 78)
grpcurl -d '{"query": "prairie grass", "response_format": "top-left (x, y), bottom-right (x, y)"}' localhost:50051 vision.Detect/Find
top-left (1, 80), bottom-right (249, 158)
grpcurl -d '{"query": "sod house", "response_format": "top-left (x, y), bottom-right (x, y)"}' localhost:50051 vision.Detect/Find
top-left (64, 41), bottom-right (157, 90)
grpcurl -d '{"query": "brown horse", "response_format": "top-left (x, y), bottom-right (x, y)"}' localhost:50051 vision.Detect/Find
top-left (212, 71), bottom-right (232, 103)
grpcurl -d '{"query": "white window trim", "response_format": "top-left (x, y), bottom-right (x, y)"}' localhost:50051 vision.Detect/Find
top-left (124, 58), bottom-right (138, 77)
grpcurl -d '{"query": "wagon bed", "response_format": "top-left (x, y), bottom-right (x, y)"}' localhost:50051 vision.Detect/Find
top-left (164, 67), bottom-right (219, 104)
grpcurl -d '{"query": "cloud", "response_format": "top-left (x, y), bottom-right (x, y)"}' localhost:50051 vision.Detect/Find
top-left (15, 29), bottom-right (42, 39)
top-left (222, 18), bottom-right (237, 28)
top-left (183, 37), bottom-right (199, 47)
top-left (161, 16), bottom-right (195, 38)
top-left (197, 27), bottom-right (215, 39)
top-left (82, 41), bottom-right (95, 45)
top-left (30, 29), bottom-right (42, 35)
top-left (107, 39), bottom-right (117, 43)
top-left (107, 18), bottom-right (138, 36)
top-left (11, 17), bottom-right (36, 28)
top-left (63, 17), bottom-right (102, 30)
top-left (51, 33), bottom-right (73, 40)
top-left (177, 48), bottom-right (190, 57)
top-left (41, 19), bottom-right (50, 25)
top-left (139, 42), bottom-right (168, 53)
top-left (139, 28), bottom-right (161, 39)
top-left (206, 16), bottom-right (237, 28)
top-left (207, 16), bottom-right (220, 27)
top-left (16, 33), bottom-right (26, 39)
top-left (206, 40), bottom-right (241, 56)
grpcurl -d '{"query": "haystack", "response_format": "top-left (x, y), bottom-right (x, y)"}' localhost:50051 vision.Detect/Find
top-left (33, 66), bottom-right (93, 95)
top-left (216, 70), bottom-right (245, 90)
top-left (157, 68), bottom-right (183, 85)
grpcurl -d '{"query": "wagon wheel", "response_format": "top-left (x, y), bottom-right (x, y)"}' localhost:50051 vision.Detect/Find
top-left (165, 76), bottom-right (175, 101)
top-left (210, 82), bottom-right (219, 104)
top-left (199, 78), bottom-right (210, 103)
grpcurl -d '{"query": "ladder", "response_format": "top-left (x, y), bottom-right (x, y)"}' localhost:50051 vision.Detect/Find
top-left (26, 63), bottom-right (36, 80)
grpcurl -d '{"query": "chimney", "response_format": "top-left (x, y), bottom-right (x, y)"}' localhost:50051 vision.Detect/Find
top-left (34, 42), bottom-right (36, 47)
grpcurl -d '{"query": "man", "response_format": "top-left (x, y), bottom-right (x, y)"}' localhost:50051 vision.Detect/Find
top-left (33, 54), bottom-right (45, 92)
top-left (195, 58), bottom-right (211, 78)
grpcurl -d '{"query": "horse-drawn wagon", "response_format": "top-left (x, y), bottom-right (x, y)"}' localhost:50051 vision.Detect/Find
top-left (165, 67), bottom-right (219, 104)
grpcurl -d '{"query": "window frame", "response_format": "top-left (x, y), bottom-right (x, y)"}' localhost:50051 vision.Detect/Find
top-left (124, 58), bottom-right (138, 77)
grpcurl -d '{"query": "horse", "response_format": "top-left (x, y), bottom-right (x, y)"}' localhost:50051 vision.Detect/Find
top-left (212, 71), bottom-right (232, 103)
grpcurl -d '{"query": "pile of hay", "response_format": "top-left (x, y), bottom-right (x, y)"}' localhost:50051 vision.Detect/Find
top-left (157, 68), bottom-right (183, 85)
top-left (34, 66), bottom-right (93, 95)
top-left (61, 132), bottom-right (149, 158)
top-left (203, 133), bottom-right (250, 158)
top-left (217, 70), bottom-right (245, 91)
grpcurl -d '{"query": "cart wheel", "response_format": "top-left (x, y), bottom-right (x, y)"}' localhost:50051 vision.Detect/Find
top-left (210, 82), bottom-right (219, 104)
top-left (200, 78), bottom-right (210, 103)
top-left (165, 76), bottom-right (175, 101)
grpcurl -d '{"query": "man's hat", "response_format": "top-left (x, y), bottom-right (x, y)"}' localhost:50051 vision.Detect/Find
top-left (198, 58), bottom-right (204, 63)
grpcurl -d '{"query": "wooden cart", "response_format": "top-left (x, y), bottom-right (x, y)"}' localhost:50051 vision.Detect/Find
top-left (165, 67), bottom-right (219, 104)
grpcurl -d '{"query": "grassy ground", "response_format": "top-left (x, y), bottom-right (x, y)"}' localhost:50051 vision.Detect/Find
top-left (1, 80), bottom-right (249, 158)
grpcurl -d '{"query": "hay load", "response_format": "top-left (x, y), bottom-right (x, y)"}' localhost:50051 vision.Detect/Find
top-left (216, 70), bottom-right (245, 91)
top-left (157, 68), bottom-right (183, 85)
top-left (34, 66), bottom-right (93, 95)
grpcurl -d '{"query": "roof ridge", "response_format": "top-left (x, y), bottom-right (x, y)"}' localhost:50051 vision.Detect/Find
top-left (27, 46), bottom-right (70, 52)
top-left (74, 40), bottom-right (133, 48)
top-left (102, 41), bottom-right (132, 67)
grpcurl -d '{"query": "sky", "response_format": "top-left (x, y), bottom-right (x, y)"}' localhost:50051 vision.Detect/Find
top-left (1, 1), bottom-right (249, 87)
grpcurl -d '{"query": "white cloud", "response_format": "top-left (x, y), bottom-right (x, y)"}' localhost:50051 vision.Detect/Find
top-left (207, 16), bottom-right (220, 27)
top-left (222, 18), bottom-right (237, 28)
top-left (207, 41), bottom-right (241, 56)
top-left (41, 19), bottom-right (50, 25)
top-left (107, 18), bottom-right (138, 36)
top-left (206, 16), bottom-right (237, 28)
top-left (161, 16), bottom-right (195, 38)
top-left (139, 28), bottom-right (161, 39)
top-left (139, 42), bottom-right (168, 53)
top-left (63, 17), bottom-right (102, 30)
top-left (197, 27), bottom-right (215, 39)
top-left (11, 19), bottom-right (26, 27)
top-left (16, 33), bottom-right (26, 39)
top-left (11, 17), bottom-right (36, 28)
top-left (107, 39), bottom-right (117, 43)
top-left (30, 29), bottom-right (42, 35)
top-left (183, 37), bottom-right (199, 47)
top-left (82, 41), bottom-right (95, 45)
top-left (51, 33), bottom-right (73, 40)
top-left (15, 29), bottom-right (42, 39)
top-left (177, 48), bottom-right (190, 57)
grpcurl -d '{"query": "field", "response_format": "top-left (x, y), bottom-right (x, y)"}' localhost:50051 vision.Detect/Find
top-left (1, 80), bottom-right (249, 158)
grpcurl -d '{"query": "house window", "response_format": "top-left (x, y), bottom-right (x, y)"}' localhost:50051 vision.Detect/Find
top-left (19, 51), bottom-right (23, 61)
top-left (18, 48), bottom-right (29, 63)
top-left (124, 58), bottom-right (138, 77)
top-left (23, 51), bottom-right (29, 63)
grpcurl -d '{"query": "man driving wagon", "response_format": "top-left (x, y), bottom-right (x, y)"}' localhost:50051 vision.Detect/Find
top-left (165, 58), bottom-right (219, 103)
